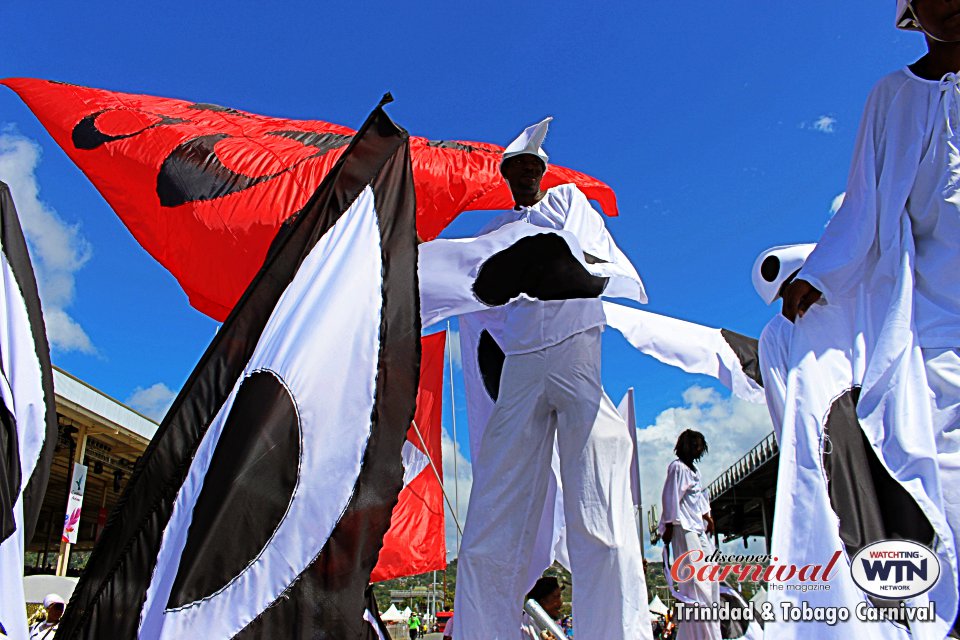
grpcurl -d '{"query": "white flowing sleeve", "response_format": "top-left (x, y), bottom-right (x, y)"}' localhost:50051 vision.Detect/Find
top-left (758, 316), bottom-right (791, 442)
top-left (658, 461), bottom-right (690, 533)
top-left (698, 476), bottom-right (712, 517)
top-left (798, 76), bottom-right (923, 303)
top-left (560, 185), bottom-right (647, 303)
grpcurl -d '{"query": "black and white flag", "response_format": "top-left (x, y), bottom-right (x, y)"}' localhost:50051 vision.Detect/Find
top-left (57, 101), bottom-right (419, 640)
top-left (0, 182), bottom-right (58, 640)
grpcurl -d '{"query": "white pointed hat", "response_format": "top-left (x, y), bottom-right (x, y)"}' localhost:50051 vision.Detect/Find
top-left (501, 117), bottom-right (552, 168)
top-left (897, 0), bottom-right (920, 30)
top-left (752, 243), bottom-right (816, 305)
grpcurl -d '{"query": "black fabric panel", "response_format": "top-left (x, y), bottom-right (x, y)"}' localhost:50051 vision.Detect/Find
top-left (365, 586), bottom-right (393, 639)
top-left (477, 330), bottom-right (505, 402)
top-left (166, 371), bottom-right (300, 608)
top-left (0, 401), bottom-right (18, 544)
top-left (718, 591), bottom-right (749, 638)
top-left (472, 234), bottom-right (608, 306)
top-left (56, 104), bottom-right (414, 640)
top-left (720, 329), bottom-right (763, 388)
top-left (822, 387), bottom-right (934, 554)
top-left (0, 182), bottom-right (57, 547)
top-left (235, 103), bottom-right (419, 640)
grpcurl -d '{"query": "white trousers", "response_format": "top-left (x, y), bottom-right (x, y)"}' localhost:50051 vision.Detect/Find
top-left (924, 349), bottom-right (960, 584)
top-left (670, 529), bottom-right (721, 640)
top-left (453, 328), bottom-right (651, 640)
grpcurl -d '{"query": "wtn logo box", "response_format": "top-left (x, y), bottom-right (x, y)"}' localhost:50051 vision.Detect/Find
top-left (851, 540), bottom-right (941, 599)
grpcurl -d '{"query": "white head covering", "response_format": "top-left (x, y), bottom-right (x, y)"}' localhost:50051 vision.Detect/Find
top-left (896, 0), bottom-right (920, 30)
top-left (501, 117), bottom-right (552, 168)
top-left (43, 593), bottom-right (65, 609)
top-left (752, 243), bottom-right (816, 305)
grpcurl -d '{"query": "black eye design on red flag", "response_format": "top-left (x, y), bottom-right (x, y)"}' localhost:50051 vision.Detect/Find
top-left (156, 130), bottom-right (352, 207)
top-left (72, 109), bottom-right (189, 150)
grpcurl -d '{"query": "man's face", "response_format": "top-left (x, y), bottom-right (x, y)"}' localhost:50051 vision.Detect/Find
top-left (501, 154), bottom-right (546, 195)
top-left (539, 587), bottom-right (564, 619)
top-left (912, 0), bottom-right (960, 43)
top-left (46, 603), bottom-right (64, 623)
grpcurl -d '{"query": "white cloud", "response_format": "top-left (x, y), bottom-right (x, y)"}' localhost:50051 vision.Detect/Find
top-left (0, 129), bottom-right (95, 354)
top-left (446, 326), bottom-right (462, 371)
top-left (800, 114), bottom-right (837, 134)
top-left (440, 428), bottom-right (472, 560)
top-left (830, 192), bottom-right (845, 215)
top-left (635, 385), bottom-right (774, 559)
top-left (812, 115), bottom-right (837, 133)
top-left (125, 382), bottom-right (177, 421)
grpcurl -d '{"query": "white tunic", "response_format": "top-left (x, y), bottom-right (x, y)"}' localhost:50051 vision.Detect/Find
top-left (477, 183), bottom-right (645, 354)
top-left (781, 67), bottom-right (960, 639)
top-left (799, 68), bottom-right (960, 348)
top-left (758, 313), bottom-right (793, 442)
top-left (659, 459), bottom-right (710, 534)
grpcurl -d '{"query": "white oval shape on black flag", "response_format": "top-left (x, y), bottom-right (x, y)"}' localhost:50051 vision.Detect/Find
top-left (139, 187), bottom-right (383, 638)
top-left (54, 102), bottom-right (419, 640)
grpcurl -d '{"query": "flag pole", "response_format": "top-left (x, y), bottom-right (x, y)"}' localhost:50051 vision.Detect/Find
top-left (627, 388), bottom-right (644, 550)
top-left (446, 322), bottom-right (461, 553)
top-left (411, 419), bottom-right (463, 539)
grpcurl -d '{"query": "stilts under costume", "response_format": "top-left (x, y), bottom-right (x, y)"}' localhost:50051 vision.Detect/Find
top-left (439, 118), bottom-right (653, 640)
top-left (764, 23), bottom-right (960, 632)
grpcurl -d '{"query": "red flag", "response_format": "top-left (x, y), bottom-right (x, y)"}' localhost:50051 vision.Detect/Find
top-left (1, 78), bottom-right (619, 321)
top-left (371, 331), bottom-right (446, 582)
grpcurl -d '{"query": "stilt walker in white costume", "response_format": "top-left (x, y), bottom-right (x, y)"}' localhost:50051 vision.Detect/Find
top-left (659, 430), bottom-right (721, 640)
top-left (781, 3), bottom-right (960, 636)
top-left (449, 118), bottom-right (653, 640)
top-left (753, 243), bottom-right (815, 442)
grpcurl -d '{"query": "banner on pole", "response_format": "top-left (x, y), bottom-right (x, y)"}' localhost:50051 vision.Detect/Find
top-left (62, 463), bottom-right (87, 543)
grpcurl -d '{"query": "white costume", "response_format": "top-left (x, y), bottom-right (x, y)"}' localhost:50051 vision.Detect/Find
top-left (431, 113), bottom-right (650, 640)
top-left (658, 460), bottom-right (720, 640)
top-left (767, 65), bottom-right (960, 638)
top-left (452, 181), bottom-right (651, 640)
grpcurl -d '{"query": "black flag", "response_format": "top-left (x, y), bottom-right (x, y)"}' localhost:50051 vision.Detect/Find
top-left (57, 102), bottom-right (419, 639)
top-left (0, 182), bottom-right (58, 638)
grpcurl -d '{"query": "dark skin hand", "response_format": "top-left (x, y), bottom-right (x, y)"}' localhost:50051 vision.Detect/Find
top-left (662, 523), bottom-right (674, 545)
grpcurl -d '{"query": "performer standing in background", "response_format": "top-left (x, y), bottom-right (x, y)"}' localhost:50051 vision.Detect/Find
top-left (659, 430), bottom-right (720, 640)
top-left (451, 118), bottom-right (652, 639)
top-left (781, 2), bottom-right (960, 635)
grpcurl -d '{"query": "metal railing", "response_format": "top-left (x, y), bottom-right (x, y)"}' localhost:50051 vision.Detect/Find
top-left (706, 431), bottom-right (778, 500)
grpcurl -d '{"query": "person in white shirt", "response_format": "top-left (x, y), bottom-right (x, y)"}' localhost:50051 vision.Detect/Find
top-left (781, 3), bottom-right (960, 636)
top-left (659, 430), bottom-right (719, 640)
top-left (28, 593), bottom-right (64, 640)
top-left (451, 118), bottom-right (652, 640)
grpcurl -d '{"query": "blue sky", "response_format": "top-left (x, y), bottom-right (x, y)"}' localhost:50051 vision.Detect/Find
top-left (0, 1), bottom-right (928, 557)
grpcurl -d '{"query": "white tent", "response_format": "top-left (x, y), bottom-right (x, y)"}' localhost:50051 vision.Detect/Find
top-left (22, 575), bottom-right (79, 604)
top-left (648, 595), bottom-right (669, 616)
top-left (402, 606), bottom-right (412, 618)
top-left (750, 587), bottom-right (767, 605)
top-left (381, 604), bottom-right (405, 623)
